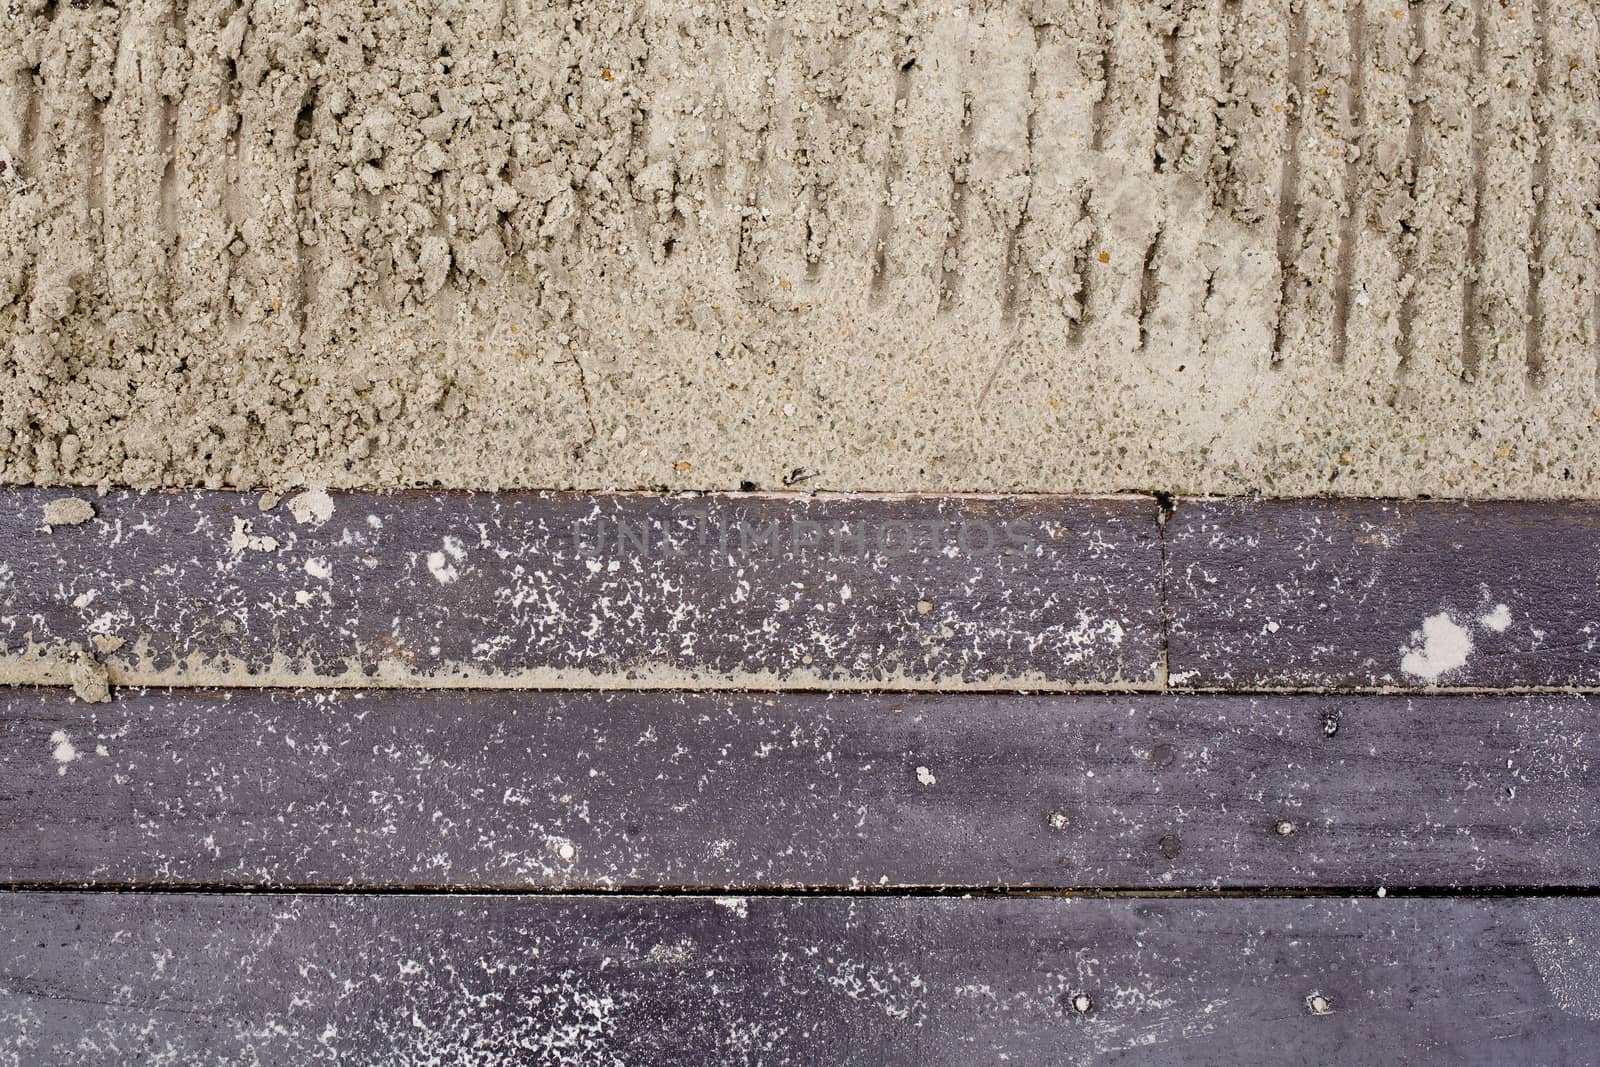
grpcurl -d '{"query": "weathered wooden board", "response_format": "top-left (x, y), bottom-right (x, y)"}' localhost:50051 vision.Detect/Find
top-left (4, 892), bottom-right (1600, 1065)
top-left (5, 687), bottom-right (1594, 890)
top-left (1165, 499), bottom-right (1600, 689)
top-left (1, 490), bottom-right (1161, 690)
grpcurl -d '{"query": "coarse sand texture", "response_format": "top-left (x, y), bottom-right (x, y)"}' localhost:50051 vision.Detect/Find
top-left (2, 0), bottom-right (1599, 494)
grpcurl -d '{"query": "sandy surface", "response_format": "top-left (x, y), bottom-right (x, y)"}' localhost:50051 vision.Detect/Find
top-left (2, 0), bottom-right (1597, 496)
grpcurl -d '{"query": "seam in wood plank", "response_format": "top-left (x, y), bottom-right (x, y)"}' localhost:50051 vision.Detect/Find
top-left (6, 884), bottom-right (1600, 899)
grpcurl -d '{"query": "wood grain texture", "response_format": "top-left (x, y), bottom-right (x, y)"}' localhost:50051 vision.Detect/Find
top-left (5, 490), bottom-right (1600, 1064)
top-left (5, 892), bottom-right (1600, 1065)
top-left (5, 687), bottom-right (1594, 890)
top-left (1165, 498), bottom-right (1600, 689)
top-left (2, 490), bottom-right (1162, 690)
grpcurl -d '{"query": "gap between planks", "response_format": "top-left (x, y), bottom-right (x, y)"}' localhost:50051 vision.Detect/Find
top-left (6, 884), bottom-right (1600, 900)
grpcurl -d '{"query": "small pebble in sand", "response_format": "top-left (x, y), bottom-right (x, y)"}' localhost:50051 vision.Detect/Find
top-left (43, 497), bottom-right (95, 527)
top-left (288, 488), bottom-right (335, 526)
top-left (69, 655), bottom-right (111, 704)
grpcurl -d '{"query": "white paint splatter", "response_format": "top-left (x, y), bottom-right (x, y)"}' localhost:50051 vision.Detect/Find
top-left (645, 939), bottom-right (697, 965)
top-left (1531, 900), bottom-right (1600, 1020)
top-left (288, 489), bottom-right (335, 526)
top-left (1479, 603), bottom-right (1512, 633)
top-left (915, 766), bottom-right (937, 786)
top-left (825, 958), bottom-right (928, 1022)
top-left (88, 611), bottom-right (127, 636)
top-left (427, 552), bottom-right (457, 585)
top-left (427, 536), bottom-right (467, 585)
top-left (229, 517), bottom-right (279, 553)
top-left (1042, 610), bottom-right (1127, 662)
top-left (50, 730), bottom-right (78, 775)
top-left (714, 897), bottom-right (749, 918)
top-left (1400, 612), bottom-right (1473, 682)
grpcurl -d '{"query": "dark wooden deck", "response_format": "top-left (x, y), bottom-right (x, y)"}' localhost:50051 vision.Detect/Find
top-left (3, 491), bottom-right (1599, 1063)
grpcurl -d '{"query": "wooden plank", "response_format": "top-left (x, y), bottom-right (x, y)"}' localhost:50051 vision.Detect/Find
top-left (4, 892), bottom-right (1599, 1063)
top-left (1165, 498), bottom-right (1600, 689)
top-left (0, 490), bottom-right (1162, 691)
top-left (5, 687), bottom-right (1594, 890)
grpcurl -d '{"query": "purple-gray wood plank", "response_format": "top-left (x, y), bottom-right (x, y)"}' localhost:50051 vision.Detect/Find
top-left (4, 687), bottom-right (1594, 890)
top-left (1165, 498), bottom-right (1600, 689)
top-left (5, 892), bottom-right (1600, 1065)
top-left (8, 489), bottom-right (1600, 1063)
top-left (11, 490), bottom-right (1600, 692)
top-left (2, 490), bottom-right (1162, 689)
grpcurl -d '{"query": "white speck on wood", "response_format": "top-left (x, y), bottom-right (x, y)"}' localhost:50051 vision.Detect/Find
top-left (50, 730), bottom-right (78, 774)
top-left (229, 517), bottom-right (279, 553)
top-left (1400, 612), bottom-right (1473, 682)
